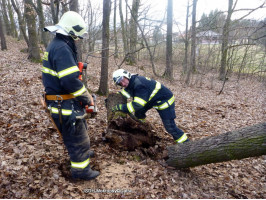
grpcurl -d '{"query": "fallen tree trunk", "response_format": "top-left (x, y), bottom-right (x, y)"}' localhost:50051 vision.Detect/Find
top-left (167, 122), bottom-right (266, 168)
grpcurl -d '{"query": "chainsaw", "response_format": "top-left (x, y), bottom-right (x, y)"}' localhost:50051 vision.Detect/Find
top-left (78, 62), bottom-right (97, 118)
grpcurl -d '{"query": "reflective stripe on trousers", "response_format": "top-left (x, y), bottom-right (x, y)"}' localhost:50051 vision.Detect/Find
top-left (175, 133), bottom-right (188, 143)
top-left (162, 118), bottom-right (185, 141)
top-left (71, 158), bottom-right (90, 169)
top-left (153, 95), bottom-right (175, 110)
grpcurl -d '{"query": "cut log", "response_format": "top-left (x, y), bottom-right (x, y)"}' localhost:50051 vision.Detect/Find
top-left (103, 93), bottom-right (158, 151)
top-left (166, 122), bottom-right (266, 168)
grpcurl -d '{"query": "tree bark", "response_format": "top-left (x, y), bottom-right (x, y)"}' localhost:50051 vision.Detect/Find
top-left (182, 0), bottom-right (189, 74)
top-left (113, 0), bottom-right (118, 58)
top-left (11, 0), bottom-right (29, 47)
top-left (0, 15), bottom-right (7, 50)
top-left (7, 0), bottom-right (18, 38)
top-left (185, 0), bottom-right (197, 85)
top-left (50, 0), bottom-right (59, 24)
top-left (119, 0), bottom-right (128, 57)
top-left (24, 0), bottom-right (41, 61)
top-left (87, 0), bottom-right (96, 53)
top-left (167, 122), bottom-right (266, 169)
top-left (98, 0), bottom-right (111, 96)
top-left (128, 0), bottom-right (140, 65)
top-left (1, 0), bottom-right (11, 35)
top-left (219, 0), bottom-right (233, 80)
top-left (126, 2), bottom-right (159, 77)
top-left (37, 0), bottom-right (48, 47)
top-left (26, 0), bottom-right (48, 47)
top-left (164, 0), bottom-right (173, 80)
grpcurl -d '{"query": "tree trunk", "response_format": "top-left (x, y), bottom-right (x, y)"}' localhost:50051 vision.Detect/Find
top-left (1, 0), bottom-right (11, 35)
top-left (26, 0), bottom-right (48, 47)
top-left (182, 0), bottom-right (189, 74)
top-left (69, 0), bottom-right (78, 11)
top-left (167, 122), bottom-right (266, 169)
top-left (126, 2), bottom-right (158, 77)
top-left (50, 0), bottom-right (59, 24)
top-left (98, 0), bottom-right (111, 96)
top-left (219, 0), bottom-right (233, 80)
top-left (119, 0), bottom-right (128, 57)
top-left (164, 0), bottom-right (173, 80)
top-left (11, 0), bottom-right (29, 47)
top-left (113, 0), bottom-right (118, 58)
top-left (185, 0), bottom-right (197, 85)
top-left (87, 0), bottom-right (96, 53)
top-left (24, 0), bottom-right (41, 61)
top-left (7, 0), bottom-right (18, 38)
top-left (128, 0), bottom-right (140, 65)
top-left (104, 93), bottom-right (158, 151)
top-left (37, 0), bottom-right (48, 47)
top-left (0, 15), bottom-right (7, 50)
top-left (190, 0), bottom-right (197, 73)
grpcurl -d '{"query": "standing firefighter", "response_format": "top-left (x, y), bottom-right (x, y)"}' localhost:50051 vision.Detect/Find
top-left (42, 11), bottom-right (99, 180)
top-left (112, 69), bottom-right (189, 144)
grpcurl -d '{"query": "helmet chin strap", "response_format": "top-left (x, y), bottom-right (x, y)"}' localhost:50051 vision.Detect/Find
top-left (70, 35), bottom-right (80, 41)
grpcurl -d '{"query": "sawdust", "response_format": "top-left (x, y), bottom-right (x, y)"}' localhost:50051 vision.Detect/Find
top-left (98, 161), bottom-right (135, 189)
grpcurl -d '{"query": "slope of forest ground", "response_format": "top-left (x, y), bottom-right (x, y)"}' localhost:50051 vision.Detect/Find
top-left (0, 37), bottom-right (265, 198)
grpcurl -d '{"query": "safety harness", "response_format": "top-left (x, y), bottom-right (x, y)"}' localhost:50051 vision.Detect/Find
top-left (44, 94), bottom-right (75, 124)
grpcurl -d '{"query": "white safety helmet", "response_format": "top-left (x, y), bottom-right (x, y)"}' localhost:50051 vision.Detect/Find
top-left (57, 11), bottom-right (88, 40)
top-left (113, 69), bottom-right (131, 85)
top-left (44, 11), bottom-right (88, 40)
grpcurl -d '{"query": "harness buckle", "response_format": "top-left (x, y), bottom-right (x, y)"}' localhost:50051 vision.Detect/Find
top-left (55, 95), bottom-right (63, 124)
top-left (55, 95), bottom-right (63, 102)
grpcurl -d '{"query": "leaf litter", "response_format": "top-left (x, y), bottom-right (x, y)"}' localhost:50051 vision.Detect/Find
top-left (0, 37), bottom-right (265, 198)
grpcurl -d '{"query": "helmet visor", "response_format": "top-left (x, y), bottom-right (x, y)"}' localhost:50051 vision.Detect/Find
top-left (113, 76), bottom-right (123, 85)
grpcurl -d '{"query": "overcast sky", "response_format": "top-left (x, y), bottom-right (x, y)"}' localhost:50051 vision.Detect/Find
top-left (140, 0), bottom-right (266, 31)
top-left (86, 0), bottom-right (265, 32)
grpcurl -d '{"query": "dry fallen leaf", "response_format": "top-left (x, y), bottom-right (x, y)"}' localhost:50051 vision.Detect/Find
top-left (0, 37), bottom-right (265, 199)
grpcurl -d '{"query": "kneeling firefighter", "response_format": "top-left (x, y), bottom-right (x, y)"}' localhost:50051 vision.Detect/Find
top-left (112, 69), bottom-right (189, 144)
top-left (42, 11), bottom-right (99, 180)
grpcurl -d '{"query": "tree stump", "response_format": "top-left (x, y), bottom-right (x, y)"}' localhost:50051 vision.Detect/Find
top-left (166, 122), bottom-right (266, 168)
top-left (103, 93), bottom-right (158, 151)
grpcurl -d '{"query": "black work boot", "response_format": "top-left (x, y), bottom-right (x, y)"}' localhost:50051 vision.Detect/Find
top-left (71, 165), bottom-right (100, 180)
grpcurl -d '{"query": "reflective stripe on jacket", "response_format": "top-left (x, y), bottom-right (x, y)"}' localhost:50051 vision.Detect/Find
top-left (120, 75), bottom-right (174, 114)
top-left (42, 34), bottom-right (88, 113)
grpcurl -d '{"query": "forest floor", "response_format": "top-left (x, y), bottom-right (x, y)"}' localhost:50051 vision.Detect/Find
top-left (0, 37), bottom-right (265, 198)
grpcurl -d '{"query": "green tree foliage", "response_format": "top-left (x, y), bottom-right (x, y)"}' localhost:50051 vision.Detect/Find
top-left (198, 9), bottom-right (226, 33)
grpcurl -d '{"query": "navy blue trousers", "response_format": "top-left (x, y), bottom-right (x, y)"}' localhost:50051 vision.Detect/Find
top-left (52, 112), bottom-right (91, 163)
top-left (135, 103), bottom-right (184, 140)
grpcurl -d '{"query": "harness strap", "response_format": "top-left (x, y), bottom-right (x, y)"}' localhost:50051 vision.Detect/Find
top-left (45, 94), bottom-right (75, 101)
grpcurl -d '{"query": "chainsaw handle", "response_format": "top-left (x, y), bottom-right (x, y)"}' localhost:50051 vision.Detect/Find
top-left (85, 94), bottom-right (97, 113)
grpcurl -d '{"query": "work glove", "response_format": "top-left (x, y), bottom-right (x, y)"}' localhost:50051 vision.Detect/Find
top-left (77, 90), bottom-right (93, 108)
top-left (112, 104), bottom-right (122, 112)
